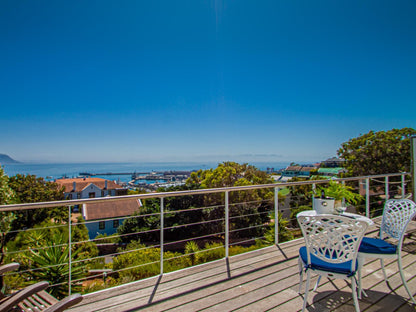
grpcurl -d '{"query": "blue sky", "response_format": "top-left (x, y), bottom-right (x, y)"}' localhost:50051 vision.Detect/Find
top-left (1, 0), bottom-right (415, 164)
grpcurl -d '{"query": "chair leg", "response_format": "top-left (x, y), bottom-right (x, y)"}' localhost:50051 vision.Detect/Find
top-left (351, 277), bottom-right (361, 312)
top-left (302, 270), bottom-right (311, 312)
top-left (380, 258), bottom-right (389, 283)
top-left (313, 276), bottom-right (321, 292)
top-left (357, 264), bottom-right (368, 299)
top-left (397, 255), bottom-right (416, 305)
top-left (298, 257), bottom-right (304, 294)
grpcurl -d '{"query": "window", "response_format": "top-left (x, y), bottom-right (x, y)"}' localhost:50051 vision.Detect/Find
top-left (113, 220), bottom-right (119, 228)
top-left (89, 192), bottom-right (95, 198)
top-left (99, 221), bottom-right (105, 230)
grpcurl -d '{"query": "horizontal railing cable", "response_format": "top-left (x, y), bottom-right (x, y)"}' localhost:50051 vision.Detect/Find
top-left (163, 217), bottom-right (225, 232)
top-left (163, 232), bottom-right (226, 248)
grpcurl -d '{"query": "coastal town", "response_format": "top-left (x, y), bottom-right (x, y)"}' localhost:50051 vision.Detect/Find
top-left (75, 156), bottom-right (345, 190)
top-left (48, 157), bottom-right (345, 239)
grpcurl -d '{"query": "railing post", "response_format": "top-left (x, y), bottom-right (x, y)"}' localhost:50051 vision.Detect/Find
top-left (225, 191), bottom-right (229, 259)
top-left (385, 176), bottom-right (389, 200)
top-left (312, 183), bottom-right (316, 208)
top-left (365, 178), bottom-right (370, 218)
top-left (412, 136), bottom-right (416, 202)
top-left (401, 174), bottom-right (405, 199)
top-left (160, 197), bottom-right (164, 275)
top-left (341, 181), bottom-right (346, 207)
top-left (68, 205), bottom-right (72, 295)
top-left (274, 187), bottom-right (279, 245)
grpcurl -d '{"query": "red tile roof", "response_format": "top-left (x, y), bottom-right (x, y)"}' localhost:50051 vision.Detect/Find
top-left (83, 198), bottom-right (141, 221)
top-left (55, 178), bottom-right (123, 192)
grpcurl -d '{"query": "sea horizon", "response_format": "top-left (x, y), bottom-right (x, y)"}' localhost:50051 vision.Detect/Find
top-left (1, 160), bottom-right (298, 183)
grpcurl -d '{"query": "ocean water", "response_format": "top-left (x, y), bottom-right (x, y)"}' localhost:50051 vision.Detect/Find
top-left (2, 161), bottom-right (290, 183)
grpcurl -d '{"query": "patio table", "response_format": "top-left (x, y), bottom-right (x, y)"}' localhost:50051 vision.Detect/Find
top-left (298, 210), bottom-right (374, 226)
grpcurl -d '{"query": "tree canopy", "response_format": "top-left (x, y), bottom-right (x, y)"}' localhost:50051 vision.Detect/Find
top-left (337, 128), bottom-right (416, 176)
top-left (0, 167), bottom-right (16, 265)
top-left (187, 161), bottom-right (273, 188)
top-left (8, 174), bottom-right (65, 204)
top-left (7, 174), bottom-right (67, 236)
top-left (118, 162), bottom-right (277, 245)
top-left (0, 166), bottom-right (15, 205)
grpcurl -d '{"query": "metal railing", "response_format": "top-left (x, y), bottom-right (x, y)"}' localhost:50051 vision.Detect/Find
top-left (0, 172), bottom-right (412, 297)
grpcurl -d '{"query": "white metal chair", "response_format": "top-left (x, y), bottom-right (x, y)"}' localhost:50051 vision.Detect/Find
top-left (297, 213), bottom-right (368, 312)
top-left (358, 198), bottom-right (416, 304)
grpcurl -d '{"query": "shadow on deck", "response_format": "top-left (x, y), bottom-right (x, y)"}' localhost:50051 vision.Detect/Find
top-left (69, 229), bottom-right (416, 311)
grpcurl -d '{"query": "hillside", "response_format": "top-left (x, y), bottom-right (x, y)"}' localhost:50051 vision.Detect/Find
top-left (0, 154), bottom-right (20, 164)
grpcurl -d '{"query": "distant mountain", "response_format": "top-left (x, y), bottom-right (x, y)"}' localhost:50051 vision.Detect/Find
top-left (0, 154), bottom-right (20, 164)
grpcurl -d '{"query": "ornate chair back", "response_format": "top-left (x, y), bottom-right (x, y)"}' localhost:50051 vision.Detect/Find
top-left (380, 199), bottom-right (416, 241)
top-left (298, 214), bottom-right (367, 272)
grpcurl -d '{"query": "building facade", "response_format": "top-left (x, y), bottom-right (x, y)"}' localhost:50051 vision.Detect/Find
top-left (82, 198), bottom-right (142, 238)
top-left (55, 177), bottom-right (128, 200)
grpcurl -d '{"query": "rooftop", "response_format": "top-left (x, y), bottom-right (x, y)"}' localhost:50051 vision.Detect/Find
top-left (83, 198), bottom-right (141, 221)
top-left (56, 177), bottom-right (124, 192)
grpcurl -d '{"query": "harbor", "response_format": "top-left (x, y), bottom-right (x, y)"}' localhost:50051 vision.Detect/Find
top-left (79, 170), bottom-right (193, 190)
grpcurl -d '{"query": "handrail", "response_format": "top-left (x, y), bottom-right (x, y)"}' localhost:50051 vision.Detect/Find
top-left (0, 172), bottom-right (409, 211)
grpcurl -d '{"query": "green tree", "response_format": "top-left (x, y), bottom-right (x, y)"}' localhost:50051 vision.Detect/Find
top-left (118, 163), bottom-right (292, 248)
top-left (0, 166), bottom-right (15, 205)
top-left (263, 212), bottom-right (294, 244)
top-left (186, 162), bottom-right (274, 240)
top-left (0, 166), bottom-right (17, 292)
top-left (338, 128), bottom-right (416, 176)
top-left (288, 177), bottom-right (315, 208)
top-left (117, 184), bottom-right (207, 244)
top-left (153, 184), bottom-right (206, 241)
top-left (187, 161), bottom-right (273, 188)
top-left (117, 204), bottom-right (161, 244)
top-left (8, 174), bottom-right (67, 233)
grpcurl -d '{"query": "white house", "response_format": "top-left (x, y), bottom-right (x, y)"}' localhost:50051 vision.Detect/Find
top-left (55, 177), bottom-right (127, 200)
top-left (55, 177), bottom-right (130, 237)
top-left (82, 198), bottom-right (142, 238)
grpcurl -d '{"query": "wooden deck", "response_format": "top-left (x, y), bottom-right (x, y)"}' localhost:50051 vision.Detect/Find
top-left (68, 225), bottom-right (416, 312)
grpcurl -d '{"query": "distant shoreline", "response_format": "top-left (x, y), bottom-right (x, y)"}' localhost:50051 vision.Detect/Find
top-left (2, 161), bottom-right (294, 183)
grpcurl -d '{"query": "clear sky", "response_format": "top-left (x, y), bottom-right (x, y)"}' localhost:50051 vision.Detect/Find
top-left (1, 0), bottom-right (415, 164)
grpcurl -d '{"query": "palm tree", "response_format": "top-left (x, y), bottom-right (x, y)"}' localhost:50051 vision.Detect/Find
top-left (24, 231), bottom-right (86, 298)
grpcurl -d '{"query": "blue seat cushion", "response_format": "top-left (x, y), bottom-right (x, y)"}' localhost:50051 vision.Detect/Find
top-left (299, 246), bottom-right (356, 276)
top-left (358, 237), bottom-right (397, 254)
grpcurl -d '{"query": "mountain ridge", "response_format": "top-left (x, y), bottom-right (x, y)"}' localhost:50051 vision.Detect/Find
top-left (0, 154), bottom-right (20, 164)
